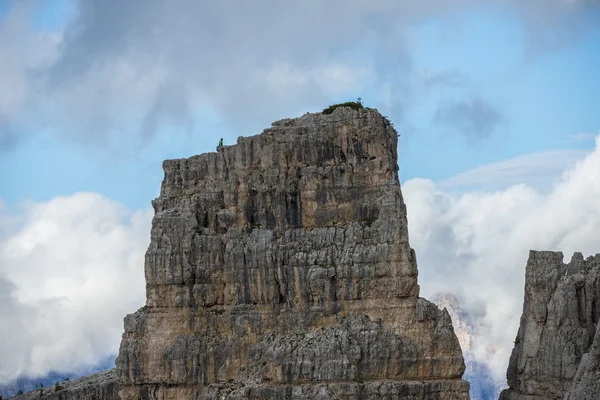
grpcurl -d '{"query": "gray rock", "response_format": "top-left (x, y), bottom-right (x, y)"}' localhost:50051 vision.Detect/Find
top-left (499, 251), bottom-right (600, 400)
top-left (116, 107), bottom-right (469, 399)
top-left (564, 321), bottom-right (600, 399)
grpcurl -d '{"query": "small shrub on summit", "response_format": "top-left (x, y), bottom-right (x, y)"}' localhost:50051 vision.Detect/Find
top-left (322, 100), bottom-right (363, 115)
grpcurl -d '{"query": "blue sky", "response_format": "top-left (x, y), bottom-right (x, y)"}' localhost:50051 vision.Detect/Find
top-left (1, 1), bottom-right (599, 210)
top-left (1, 0), bottom-right (600, 393)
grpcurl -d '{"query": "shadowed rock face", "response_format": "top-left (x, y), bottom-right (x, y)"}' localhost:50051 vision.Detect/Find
top-left (115, 107), bottom-right (468, 399)
top-left (564, 321), bottom-right (600, 400)
top-left (500, 251), bottom-right (600, 400)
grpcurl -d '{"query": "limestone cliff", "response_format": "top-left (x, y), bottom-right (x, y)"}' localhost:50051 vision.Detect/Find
top-left (115, 107), bottom-right (469, 399)
top-left (500, 251), bottom-right (600, 400)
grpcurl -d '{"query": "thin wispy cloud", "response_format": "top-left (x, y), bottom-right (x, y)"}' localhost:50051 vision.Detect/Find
top-left (419, 69), bottom-right (468, 88)
top-left (559, 132), bottom-right (598, 143)
top-left (440, 148), bottom-right (589, 192)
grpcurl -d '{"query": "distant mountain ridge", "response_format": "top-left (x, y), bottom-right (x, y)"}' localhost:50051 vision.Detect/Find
top-left (433, 294), bottom-right (506, 400)
top-left (0, 356), bottom-right (115, 398)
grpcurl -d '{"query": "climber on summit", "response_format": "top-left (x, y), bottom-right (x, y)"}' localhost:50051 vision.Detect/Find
top-left (217, 138), bottom-right (224, 151)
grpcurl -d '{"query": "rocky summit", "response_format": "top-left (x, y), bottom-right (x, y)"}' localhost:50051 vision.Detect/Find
top-left (11, 107), bottom-right (469, 400)
top-left (500, 251), bottom-right (600, 400)
top-left (115, 107), bottom-right (469, 399)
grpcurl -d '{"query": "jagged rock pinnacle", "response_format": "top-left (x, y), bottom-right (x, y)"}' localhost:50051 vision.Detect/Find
top-left (500, 250), bottom-right (600, 400)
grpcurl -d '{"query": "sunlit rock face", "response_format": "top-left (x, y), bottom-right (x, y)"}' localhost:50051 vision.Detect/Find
top-left (115, 107), bottom-right (469, 399)
top-left (500, 251), bottom-right (600, 400)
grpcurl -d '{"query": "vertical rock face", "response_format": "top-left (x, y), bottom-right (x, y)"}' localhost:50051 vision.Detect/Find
top-left (564, 321), bottom-right (600, 400)
top-left (500, 250), bottom-right (600, 400)
top-left (116, 107), bottom-right (469, 399)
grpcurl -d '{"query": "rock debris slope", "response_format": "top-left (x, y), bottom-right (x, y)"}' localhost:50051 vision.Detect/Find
top-left (500, 251), bottom-right (600, 400)
top-left (116, 107), bottom-right (469, 399)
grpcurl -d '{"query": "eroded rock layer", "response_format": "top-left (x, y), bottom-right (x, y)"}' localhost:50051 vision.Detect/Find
top-left (116, 107), bottom-right (469, 399)
top-left (500, 251), bottom-right (600, 400)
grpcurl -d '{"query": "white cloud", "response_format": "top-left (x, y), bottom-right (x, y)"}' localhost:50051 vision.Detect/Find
top-left (263, 62), bottom-right (369, 100)
top-left (0, 193), bottom-right (151, 384)
top-left (404, 134), bottom-right (600, 380)
top-left (439, 149), bottom-right (588, 192)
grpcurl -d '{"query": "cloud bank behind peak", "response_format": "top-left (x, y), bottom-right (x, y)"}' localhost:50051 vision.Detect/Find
top-left (404, 134), bottom-right (600, 378)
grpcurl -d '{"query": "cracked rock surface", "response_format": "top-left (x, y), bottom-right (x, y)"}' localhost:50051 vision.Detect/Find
top-left (115, 107), bottom-right (468, 399)
top-left (499, 251), bottom-right (600, 400)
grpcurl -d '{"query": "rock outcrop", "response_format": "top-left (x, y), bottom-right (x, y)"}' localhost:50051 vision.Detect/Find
top-left (115, 107), bottom-right (470, 399)
top-left (500, 251), bottom-right (600, 400)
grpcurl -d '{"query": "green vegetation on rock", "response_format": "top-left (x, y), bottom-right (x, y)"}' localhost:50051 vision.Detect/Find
top-left (322, 98), bottom-right (364, 115)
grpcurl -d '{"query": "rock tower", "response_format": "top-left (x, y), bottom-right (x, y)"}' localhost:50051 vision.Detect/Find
top-left (115, 107), bottom-right (468, 399)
